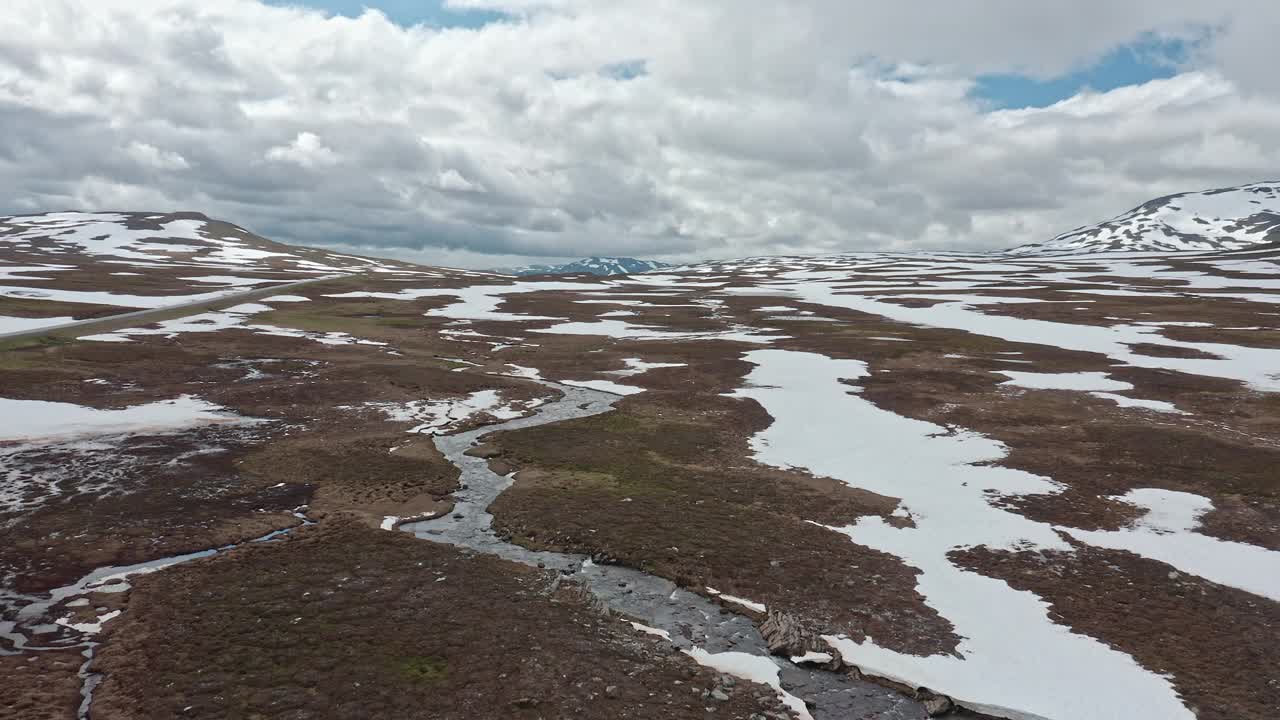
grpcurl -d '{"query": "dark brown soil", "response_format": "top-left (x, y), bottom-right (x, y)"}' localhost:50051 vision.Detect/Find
top-left (91, 521), bottom-right (788, 720)
top-left (0, 288), bottom-right (556, 593)
top-left (0, 295), bottom-right (137, 320)
top-left (0, 649), bottom-right (83, 720)
top-left (1195, 493), bottom-right (1280, 552)
top-left (952, 543), bottom-right (1280, 720)
top-left (1125, 342), bottom-right (1224, 359)
top-left (239, 428), bottom-right (460, 524)
top-left (981, 289), bottom-right (1280, 333)
top-left (1163, 325), bottom-right (1280, 349)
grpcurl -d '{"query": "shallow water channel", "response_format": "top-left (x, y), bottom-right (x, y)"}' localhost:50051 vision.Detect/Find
top-left (0, 512), bottom-right (311, 719)
top-left (402, 381), bottom-right (927, 720)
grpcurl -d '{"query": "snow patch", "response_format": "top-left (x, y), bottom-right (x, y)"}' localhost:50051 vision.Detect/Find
top-left (626, 621), bottom-right (672, 641)
top-left (682, 648), bottom-right (812, 720)
top-left (1063, 489), bottom-right (1280, 602)
top-left (562, 379), bottom-right (646, 396)
top-left (0, 396), bottom-right (257, 445)
top-left (360, 390), bottom-right (535, 435)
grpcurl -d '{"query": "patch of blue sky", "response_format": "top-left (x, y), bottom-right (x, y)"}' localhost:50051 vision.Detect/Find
top-left (971, 34), bottom-right (1195, 110)
top-left (264, 0), bottom-right (507, 29)
top-left (599, 59), bottom-right (648, 81)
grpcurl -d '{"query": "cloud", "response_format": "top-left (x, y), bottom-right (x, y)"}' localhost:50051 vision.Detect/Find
top-left (128, 141), bottom-right (191, 170)
top-left (266, 132), bottom-right (340, 168)
top-left (1, 0), bottom-right (1278, 267)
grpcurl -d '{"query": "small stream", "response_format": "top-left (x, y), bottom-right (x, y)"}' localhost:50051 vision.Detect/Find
top-left (0, 509), bottom-right (312, 719)
top-left (402, 381), bottom-right (928, 720)
top-left (3, 382), bottom-right (927, 719)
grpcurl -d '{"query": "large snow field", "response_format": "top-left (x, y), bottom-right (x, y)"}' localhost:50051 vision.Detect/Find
top-left (729, 349), bottom-right (1209, 720)
top-left (0, 395), bottom-right (254, 445)
top-left (0, 396), bottom-right (263, 515)
top-left (0, 314), bottom-right (77, 335)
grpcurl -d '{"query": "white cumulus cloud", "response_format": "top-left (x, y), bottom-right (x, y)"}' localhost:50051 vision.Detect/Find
top-left (266, 132), bottom-right (340, 168)
top-left (0, 0), bottom-right (1277, 267)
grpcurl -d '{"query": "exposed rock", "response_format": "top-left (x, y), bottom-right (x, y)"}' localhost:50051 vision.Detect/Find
top-left (759, 610), bottom-right (815, 657)
top-left (916, 688), bottom-right (954, 717)
top-left (464, 444), bottom-right (503, 459)
top-left (486, 458), bottom-right (517, 476)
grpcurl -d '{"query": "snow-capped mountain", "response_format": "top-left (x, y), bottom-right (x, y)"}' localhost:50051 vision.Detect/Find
top-left (1010, 181), bottom-right (1280, 255)
top-left (505, 257), bottom-right (669, 276)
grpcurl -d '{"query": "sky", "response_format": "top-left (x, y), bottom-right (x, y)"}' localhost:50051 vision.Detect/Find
top-left (265, 0), bottom-right (505, 29)
top-left (1, 2), bottom-right (1278, 268)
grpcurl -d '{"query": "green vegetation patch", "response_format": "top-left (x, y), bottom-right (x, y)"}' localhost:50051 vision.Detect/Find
top-left (0, 335), bottom-right (72, 353)
top-left (396, 656), bottom-right (448, 684)
top-left (254, 300), bottom-right (436, 338)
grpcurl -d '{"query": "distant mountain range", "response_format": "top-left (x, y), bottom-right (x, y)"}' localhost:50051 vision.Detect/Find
top-left (503, 257), bottom-right (669, 276)
top-left (1010, 181), bottom-right (1280, 256)
top-left (7, 183), bottom-right (1278, 284)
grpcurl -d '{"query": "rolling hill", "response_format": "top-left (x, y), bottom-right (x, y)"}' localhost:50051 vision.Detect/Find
top-left (1009, 181), bottom-right (1280, 255)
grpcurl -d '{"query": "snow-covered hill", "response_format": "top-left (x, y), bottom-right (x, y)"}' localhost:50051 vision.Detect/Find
top-left (0, 211), bottom-right (484, 334)
top-left (506, 257), bottom-right (669, 276)
top-left (0, 211), bottom-right (421, 274)
top-left (1010, 181), bottom-right (1280, 256)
